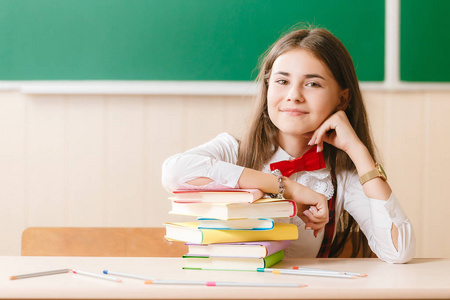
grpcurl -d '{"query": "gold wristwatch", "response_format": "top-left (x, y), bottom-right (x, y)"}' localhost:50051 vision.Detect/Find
top-left (359, 163), bottom-right (387, 185)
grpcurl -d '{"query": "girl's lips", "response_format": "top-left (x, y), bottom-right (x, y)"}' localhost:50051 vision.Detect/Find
top-left (280, 108), bottom-right (308, 116)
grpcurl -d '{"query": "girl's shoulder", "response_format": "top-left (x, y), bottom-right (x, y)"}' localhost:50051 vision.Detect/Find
top-left (215, 132), bottom-right (239, 143)
top-left (207, 132), bottom-right (240, 148)
top-left (192, 132), bottom-right (240, 157)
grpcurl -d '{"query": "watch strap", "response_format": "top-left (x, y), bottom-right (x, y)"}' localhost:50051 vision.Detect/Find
top-left (359, 163), bottom-right (387, 185)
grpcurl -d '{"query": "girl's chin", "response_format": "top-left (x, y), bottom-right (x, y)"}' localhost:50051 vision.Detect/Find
top-left (278, 130), bottom-right (313, 140)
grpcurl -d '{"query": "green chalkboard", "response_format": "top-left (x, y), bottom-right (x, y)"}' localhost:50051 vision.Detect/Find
top-left (0, 0), bottom-right (385, 81)
top-left (400, 0), bottom-right (450, 82)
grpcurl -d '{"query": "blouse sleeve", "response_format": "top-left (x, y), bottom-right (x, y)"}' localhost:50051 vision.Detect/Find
top-left (161, 132), bottom-right (245, 192)
top-left (338, 171), bottom-right (416, 263)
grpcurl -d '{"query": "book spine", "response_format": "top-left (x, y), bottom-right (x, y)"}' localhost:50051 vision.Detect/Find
top-left (288, 200), bottom-right (297, 218)
top-left (263, 250), bottom-right (284, 268)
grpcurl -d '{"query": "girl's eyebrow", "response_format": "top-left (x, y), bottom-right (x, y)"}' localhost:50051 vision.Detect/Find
top-left (273, 71), bottom-right (326, 80)
top-left (305, 74), bottom-right (326, 80)
top-left (273, 71), bottom-right (290, 76)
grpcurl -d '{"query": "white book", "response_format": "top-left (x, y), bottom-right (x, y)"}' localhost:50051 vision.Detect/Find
top-left (169, 200), bottom-right (296, 220)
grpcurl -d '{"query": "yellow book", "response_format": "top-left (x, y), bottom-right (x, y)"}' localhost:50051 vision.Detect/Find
top-left (164, 222), bottom-right (298, 244)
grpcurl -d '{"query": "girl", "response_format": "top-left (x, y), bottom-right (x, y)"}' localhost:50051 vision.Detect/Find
top-left (162, 27), bottom-right (415, 263)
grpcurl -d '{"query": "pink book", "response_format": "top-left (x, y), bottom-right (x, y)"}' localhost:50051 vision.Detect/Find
top-left (185, 240), bottom-right (291, 258)
top-left (171, 189), bottom-right (264, 203)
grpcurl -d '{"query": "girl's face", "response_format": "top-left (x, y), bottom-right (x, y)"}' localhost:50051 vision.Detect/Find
top-left (267, 48), bottom-right (348, 143)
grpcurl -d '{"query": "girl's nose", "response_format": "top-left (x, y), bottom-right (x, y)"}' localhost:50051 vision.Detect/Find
top-left (286, 85), bottom-right (304, 102)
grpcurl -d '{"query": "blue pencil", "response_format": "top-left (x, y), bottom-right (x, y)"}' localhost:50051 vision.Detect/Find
top-left (103, 270), bottom-right (156, 280)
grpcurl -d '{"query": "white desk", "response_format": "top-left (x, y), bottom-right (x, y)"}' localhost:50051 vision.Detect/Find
top-left (1, 256), bottom-right (449, 299)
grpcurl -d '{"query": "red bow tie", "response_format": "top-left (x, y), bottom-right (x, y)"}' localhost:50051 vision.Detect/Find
top-left (269, 145), bottom-right (326, 177)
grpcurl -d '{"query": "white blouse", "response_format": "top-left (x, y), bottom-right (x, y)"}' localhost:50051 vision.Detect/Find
top-left (162, 133), bottom-right (416, 263)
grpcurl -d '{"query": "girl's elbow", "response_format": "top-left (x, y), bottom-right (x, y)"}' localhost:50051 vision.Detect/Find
top-left (161, 155), bottom-right (182, 192)
top-left (380, 248), bottom-right (415, 264)
top-left (377, 237), bottom-right (416, 264)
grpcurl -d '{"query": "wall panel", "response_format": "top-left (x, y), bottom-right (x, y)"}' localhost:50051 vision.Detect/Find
top-left (0, 92), bottom-right (28, 254)
top-left (26, 95), bottom-right (67, 226)
top-left (423, 92), bottom-right (450, 257)
top-left (66, 95), bottom-right (106, 226)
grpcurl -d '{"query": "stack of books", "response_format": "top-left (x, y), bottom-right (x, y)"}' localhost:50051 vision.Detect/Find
top-left (164, 189), bottom-right (298, 271)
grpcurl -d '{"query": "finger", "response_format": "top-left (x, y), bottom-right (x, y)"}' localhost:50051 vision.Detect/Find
top-left (315, 122), bottom-right (338, 150)
top-left (305, 222), bottom-right (327, 231)
top-left (313, 226), bottom-right (326, 238)
top-left (314, 229), bottom-right (320, 238)
top-left (303, 131), bottom-right (314, 139)
top-left (317, 141), bottom-right (324, 153)
top-left (299, 214), bottom-right (310, 224)
top-left (310, 206), bottom-right (328, 220)
top-left (297, 204), bottom-right (310, 213)
top-left (303, 209), bottom-right (328, 223)
top-left (308, 124), bottom-right (325, 146)
top-left (312, 131), bottom-right (329, 152)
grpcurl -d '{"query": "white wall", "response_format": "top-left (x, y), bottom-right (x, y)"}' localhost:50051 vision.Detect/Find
top-left (0, 89), bottom-right (449, 257)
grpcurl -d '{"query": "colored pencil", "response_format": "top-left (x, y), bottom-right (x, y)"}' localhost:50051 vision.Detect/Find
top-left (144, 279), bottom-right (305, 287)
top-left (72, 269), bottom-right (122, 282)
top-left (184, 266), bottom-right (360, 279)
top-left (9, 268), bottom-right (71, 280)
top-left (292, 266), bottom-right (367, 277)
top-left (258, 268), bottom-right (357, 279)
top-left (103, 270), bottom-right (156, 280)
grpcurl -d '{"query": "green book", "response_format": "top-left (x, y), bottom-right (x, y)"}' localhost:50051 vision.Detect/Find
top-left (182, 250), bottom-right (284, 270)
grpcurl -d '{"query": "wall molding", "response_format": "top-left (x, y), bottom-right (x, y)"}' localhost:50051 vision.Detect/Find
top-left (1, 80), bottom-right (450, 95)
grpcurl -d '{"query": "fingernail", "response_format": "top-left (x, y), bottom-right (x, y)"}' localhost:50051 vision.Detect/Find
top-left (305, 227), bottom-right (312, 230)
top-left (308, 139), bottom-right (313, 145)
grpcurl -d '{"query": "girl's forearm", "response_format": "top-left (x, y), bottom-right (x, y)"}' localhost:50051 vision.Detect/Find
top-left (187, 168), bottom-right (327, 209)
top-left (237, 168), bottom-right (279, 194)
top-left (186, 169), bottom-right (279, 193)
top-left (347, 143), bottom-right (399, 250)
top-left (347, 143), bottom-right (392, 201)
top-left (238, 168), bottom-right (327, 207)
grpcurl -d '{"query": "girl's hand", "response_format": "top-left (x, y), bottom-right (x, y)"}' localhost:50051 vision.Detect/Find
top-left (283, 177), bottom-right (329, 237)
top-left (306, 110), bottom-right (363, 153)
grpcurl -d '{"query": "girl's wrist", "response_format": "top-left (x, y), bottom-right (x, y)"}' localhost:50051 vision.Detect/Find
top-left (346, 142), bottom-right (376, 176)
top-left (282, 177), bottom-right (300, 199)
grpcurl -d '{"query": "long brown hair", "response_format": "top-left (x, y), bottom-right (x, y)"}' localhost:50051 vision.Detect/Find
top-left (237, 26), bottom-right (375, 257)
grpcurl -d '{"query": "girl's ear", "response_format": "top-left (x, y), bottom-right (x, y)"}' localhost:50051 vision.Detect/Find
top-left (336, 89), bottom-right (350, 111)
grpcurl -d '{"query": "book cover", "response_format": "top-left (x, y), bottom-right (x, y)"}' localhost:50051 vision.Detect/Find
top-left (182, 250), bottom-right (284, 270)
top-left (171, 189), bottom-right (264, 203)
top-left (197, 218), bottom-right (274, 230)
top-left (169, 200), bottom-right (297, 220)
top-left (164, 222), bottom-right (298, 244)
top-left (186, 240), bottom-right (291, 258)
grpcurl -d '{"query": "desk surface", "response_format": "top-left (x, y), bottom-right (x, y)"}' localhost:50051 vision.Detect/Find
top-left (1, 256), bottom-right (449, 300)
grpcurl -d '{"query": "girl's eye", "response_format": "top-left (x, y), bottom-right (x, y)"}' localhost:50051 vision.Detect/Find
top-left (276, 79), bottom-right (288, 85)
top-left (306, 82), bottom-right (321, 87)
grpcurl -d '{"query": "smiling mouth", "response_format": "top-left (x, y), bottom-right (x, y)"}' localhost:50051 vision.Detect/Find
top-left (280, 109), bottom-right (308, 116)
